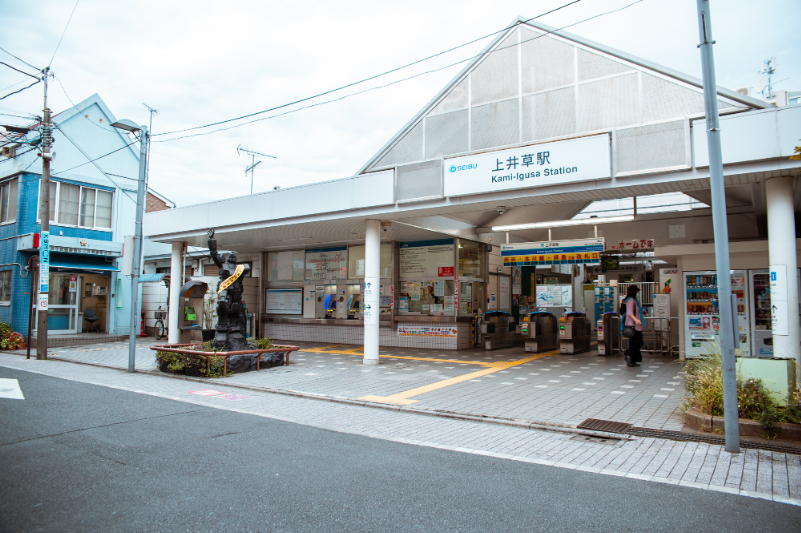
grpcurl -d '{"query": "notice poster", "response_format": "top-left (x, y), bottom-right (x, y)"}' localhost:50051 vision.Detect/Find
top-left (399, 239), bottom-right (455, 278)
top-left (69, 275), bottom-right (77, 293)
top-left (434, 281), bottom-right (444, 297)
top-left (560, 285), bottom-right (572, 307)
top-left (444, 295), bottom-right (455, 313)
top-left (305, 247), bottom-right (347, 281)
top-left (535, 286), bottom-right (548, 306)
top-left (546, 286), bottom-right (562, 306)
top-left (398, 325), bottom-right (458, 338)
top-left (399, 297), bottom-right (409, 312)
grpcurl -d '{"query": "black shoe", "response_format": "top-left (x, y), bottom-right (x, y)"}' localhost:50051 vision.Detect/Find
top-left (632, 363), bottom-right (641, 367)
top-left (627, 361), bottom-right (637, 367)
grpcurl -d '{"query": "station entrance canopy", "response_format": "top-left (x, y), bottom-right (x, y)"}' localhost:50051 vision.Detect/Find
top-left (144, 17), bottom-right (800, 252)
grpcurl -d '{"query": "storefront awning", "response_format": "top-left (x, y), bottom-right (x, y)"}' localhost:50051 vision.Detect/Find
top-left (139, 273), bottom-right (168, 283)
top-left (49, 259), bottom-right (120, 273)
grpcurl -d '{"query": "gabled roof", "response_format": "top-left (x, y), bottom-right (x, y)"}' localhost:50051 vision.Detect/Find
top-left (357, 15), bottom-right (768, 175)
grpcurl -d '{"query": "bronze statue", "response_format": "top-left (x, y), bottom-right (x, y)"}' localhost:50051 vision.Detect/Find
top-left (208, 229), bottom-right (250, 351)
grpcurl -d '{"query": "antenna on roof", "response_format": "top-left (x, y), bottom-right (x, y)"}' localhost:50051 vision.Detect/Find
top-left (237, 145), bottom-right (277, 194)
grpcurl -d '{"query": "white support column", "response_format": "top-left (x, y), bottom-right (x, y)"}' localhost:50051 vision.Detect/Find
top-left (766, 176), bottom-right (800, 371)
top-left (363, 220), bottom-right (380, 365)
top-left (168, 241), bottom-right (183, 344)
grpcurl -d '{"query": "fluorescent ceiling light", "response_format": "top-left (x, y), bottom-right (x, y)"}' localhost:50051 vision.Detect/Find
top-left (492, 215), bottom-right (634, 232)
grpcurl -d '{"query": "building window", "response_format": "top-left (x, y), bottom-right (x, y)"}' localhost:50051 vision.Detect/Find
top-left (0, 178), bottom-right (18, 224)
top-left (42, 180), bottom-right (113, 230)
top-left (0, 270), bottom-right (10, 305)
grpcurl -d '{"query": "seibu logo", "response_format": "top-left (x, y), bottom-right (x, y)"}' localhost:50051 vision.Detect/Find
top-left (449, 163), bottom-right (477, 173)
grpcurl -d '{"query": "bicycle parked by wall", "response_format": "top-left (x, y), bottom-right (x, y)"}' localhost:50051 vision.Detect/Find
top-left (154, 307), bottom-right (168, 340)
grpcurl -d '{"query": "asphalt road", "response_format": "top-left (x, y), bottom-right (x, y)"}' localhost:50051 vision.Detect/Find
top-left (0, 366), bottom-right (798, 533)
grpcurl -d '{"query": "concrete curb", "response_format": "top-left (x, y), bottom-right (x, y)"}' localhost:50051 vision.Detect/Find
top-left (685, 407), bottom-right (801, 442)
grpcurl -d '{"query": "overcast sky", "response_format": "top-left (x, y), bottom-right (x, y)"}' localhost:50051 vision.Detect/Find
top-left (1, 0), bottom-right (799, 207)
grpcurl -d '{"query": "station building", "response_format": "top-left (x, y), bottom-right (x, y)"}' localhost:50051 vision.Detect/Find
top-left (143, 18), bottom-right (801, 377)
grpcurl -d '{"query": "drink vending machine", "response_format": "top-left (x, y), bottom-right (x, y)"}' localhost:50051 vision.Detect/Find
top-left (683, 270), bottom-right (750, 357)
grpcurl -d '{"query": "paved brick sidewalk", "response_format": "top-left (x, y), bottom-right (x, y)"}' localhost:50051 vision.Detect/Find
top-left (24, 337), bottom-right (685, 431)
top-left (1, 353), bottom-right (798, 506)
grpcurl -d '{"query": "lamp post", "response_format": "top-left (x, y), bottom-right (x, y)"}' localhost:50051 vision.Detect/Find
top-left (111, 119), bottom-right (148, 373)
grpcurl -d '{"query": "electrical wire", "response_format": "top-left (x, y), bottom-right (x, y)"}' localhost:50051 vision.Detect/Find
top-left (49, 0), bottom-right (80, 68)
top-left (0, 45), bottom-right (39, 71)
top-left (52, 74), bottom-right (118, 134)
top-left (153, 0), bottom-right (585, 138)
top-left (156, 0), bottom-right (645, 144)
top-left (53, 125), bottom-right (138, 203)
top-left (0, 61), bottom-right (38, 79)
top-left (0, 78), bottom-right (41, 101)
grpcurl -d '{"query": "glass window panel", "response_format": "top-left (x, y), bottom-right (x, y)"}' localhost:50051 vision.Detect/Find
top-left (0, 181), bottom-right (8, 223)
top-left (7, 178), bottom-right (16, 222)
top-left (348, 244), bottom-right (392, 279)
top-left (79, 188), bottom-right (96, 227)
top-left (458, 240), bottom-right (484, 278)
top-left (268, 250), bottom-right (305, 281)
top-left (0, 271), bottom-right (10, 302)
top-left (58, 183), bottom-right (79, 225)
top-left (49, 181), bottom-right (57, 222)
top-left (95, 190), bottom-right (113, 229)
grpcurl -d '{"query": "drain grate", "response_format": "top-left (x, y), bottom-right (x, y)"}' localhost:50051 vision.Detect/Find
top-left (576, 418), bottom-right (633, 433)
top-left (627, 427), bottom-right (801, 455)
top-left (570, 434), bottom-right (622, 446)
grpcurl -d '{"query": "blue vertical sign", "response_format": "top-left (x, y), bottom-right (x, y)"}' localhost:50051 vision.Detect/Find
top-left (39, 231), bottom-right (50, 294)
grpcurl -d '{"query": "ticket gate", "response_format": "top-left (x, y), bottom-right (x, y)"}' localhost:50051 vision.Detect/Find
top-left (597, 312), bottom-right (621, 356)
top-left (480, 311), bottom-right (516, 350)
top-left (522, 312), bottom-right (559, 353)
top-left (559, 312), bottom-right (592, 354)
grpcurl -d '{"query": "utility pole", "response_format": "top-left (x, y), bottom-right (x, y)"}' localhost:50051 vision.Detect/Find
top-left (36, 67), bottom-right (52, 360)
top-left (128, 125), bottom-right (149, 373)
top-left (696, 0), bottom-right (740, 453)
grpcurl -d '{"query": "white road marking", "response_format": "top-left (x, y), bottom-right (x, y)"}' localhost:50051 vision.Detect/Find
top-left (0, 378), bottom-right (24, 400)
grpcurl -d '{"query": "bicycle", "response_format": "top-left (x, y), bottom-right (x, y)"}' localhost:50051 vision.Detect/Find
top-left (154, 307), bottom-right (168, 340)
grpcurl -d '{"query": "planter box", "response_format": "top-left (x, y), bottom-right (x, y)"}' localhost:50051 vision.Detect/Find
top-left (737, 357), bottom-right (797, 406)
top-left (685, 407), bottom-right (801, 442)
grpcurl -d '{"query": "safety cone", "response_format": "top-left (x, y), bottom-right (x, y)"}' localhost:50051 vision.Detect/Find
top-left (140, 313), bottom-right (146, 336)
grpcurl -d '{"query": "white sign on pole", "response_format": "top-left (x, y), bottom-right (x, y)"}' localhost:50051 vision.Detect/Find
top-left (444, 135), bottom-right (610, 197)
top-left (363, 276), bottom-right (379, 325)
top-left (769, 265), bottom-right (789, 336)
top-left (38, 293), bottom-right (48, 310)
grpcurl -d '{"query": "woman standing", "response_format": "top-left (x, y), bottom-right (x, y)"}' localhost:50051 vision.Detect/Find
top-left (623, 285), bottom-right (644, 367)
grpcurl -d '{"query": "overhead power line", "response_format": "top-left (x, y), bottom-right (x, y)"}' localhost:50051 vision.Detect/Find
top-left (0, 61), bottom-right (38, 79)
top-left (50, 0), bottom-right (81, 68)
top-left (156, 0), bottom-right (644, 144)
top-left (0, 45), bottom-right (40, 71)
top-left (153, 0), bottom-right (585, 138)
top-left (0, 78), bottom-right (41, 101)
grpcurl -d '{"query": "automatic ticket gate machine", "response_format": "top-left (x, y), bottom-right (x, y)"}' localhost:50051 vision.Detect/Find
top-left (559, 312), bottom-right (592, 354)
top-left (597, 312), bottom-right (621, 356)
top-left (522, 312), bottom-right (559, 353)
top-left (480, 311), bottom-right (516, 350)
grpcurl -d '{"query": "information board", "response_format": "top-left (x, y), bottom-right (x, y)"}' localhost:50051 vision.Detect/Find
top-left (305, 247), bottom-right (347, 281)
top-left (265, 289), bottom-right (303, 315)
top-left (501, 238), bottom-right (604, 266)
top-left (399, 239), bottom-right (454, 278)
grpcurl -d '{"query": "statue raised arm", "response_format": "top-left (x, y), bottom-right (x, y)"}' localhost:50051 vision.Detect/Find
top-left (207, 229), bottom-right (224, 269)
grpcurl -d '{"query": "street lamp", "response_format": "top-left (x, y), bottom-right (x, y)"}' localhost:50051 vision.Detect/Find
top-left (111, 119), bottom-right (149, 373)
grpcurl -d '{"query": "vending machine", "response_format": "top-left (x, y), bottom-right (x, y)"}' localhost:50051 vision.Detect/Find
top-left (749, 269), bottom-right (773, 357)
top-left (684, 270), bottom-right (750, 358)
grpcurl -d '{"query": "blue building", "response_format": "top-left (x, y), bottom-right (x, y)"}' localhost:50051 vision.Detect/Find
top-left (0, 94), bottom-right (139, 342)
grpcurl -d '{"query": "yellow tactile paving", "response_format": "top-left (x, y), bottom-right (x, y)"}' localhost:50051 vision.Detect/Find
top-left (361, 351), bottom-right (560, 405)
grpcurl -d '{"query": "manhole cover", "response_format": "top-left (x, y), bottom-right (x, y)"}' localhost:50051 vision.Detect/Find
top-left (576, 418), bottom-right (633, 434)
top-left (393, 363), bottom-right (408, 369)
top-left (570, 434), bottom-right (622, 446)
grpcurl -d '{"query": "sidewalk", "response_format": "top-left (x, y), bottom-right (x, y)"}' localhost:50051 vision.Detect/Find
top-left (1, 352), bottom-right (799, 505)
top-left (19, 337), bottom-right (685, 431)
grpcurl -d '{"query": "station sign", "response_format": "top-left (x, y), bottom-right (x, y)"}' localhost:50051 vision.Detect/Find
top-left (444, 134), bottom-right (610, 198)
top-left (501, 238), bottom-right (605, 267)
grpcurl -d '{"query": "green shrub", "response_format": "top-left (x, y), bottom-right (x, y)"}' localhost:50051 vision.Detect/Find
top-left (254, 337), bottom-right (272, 349)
